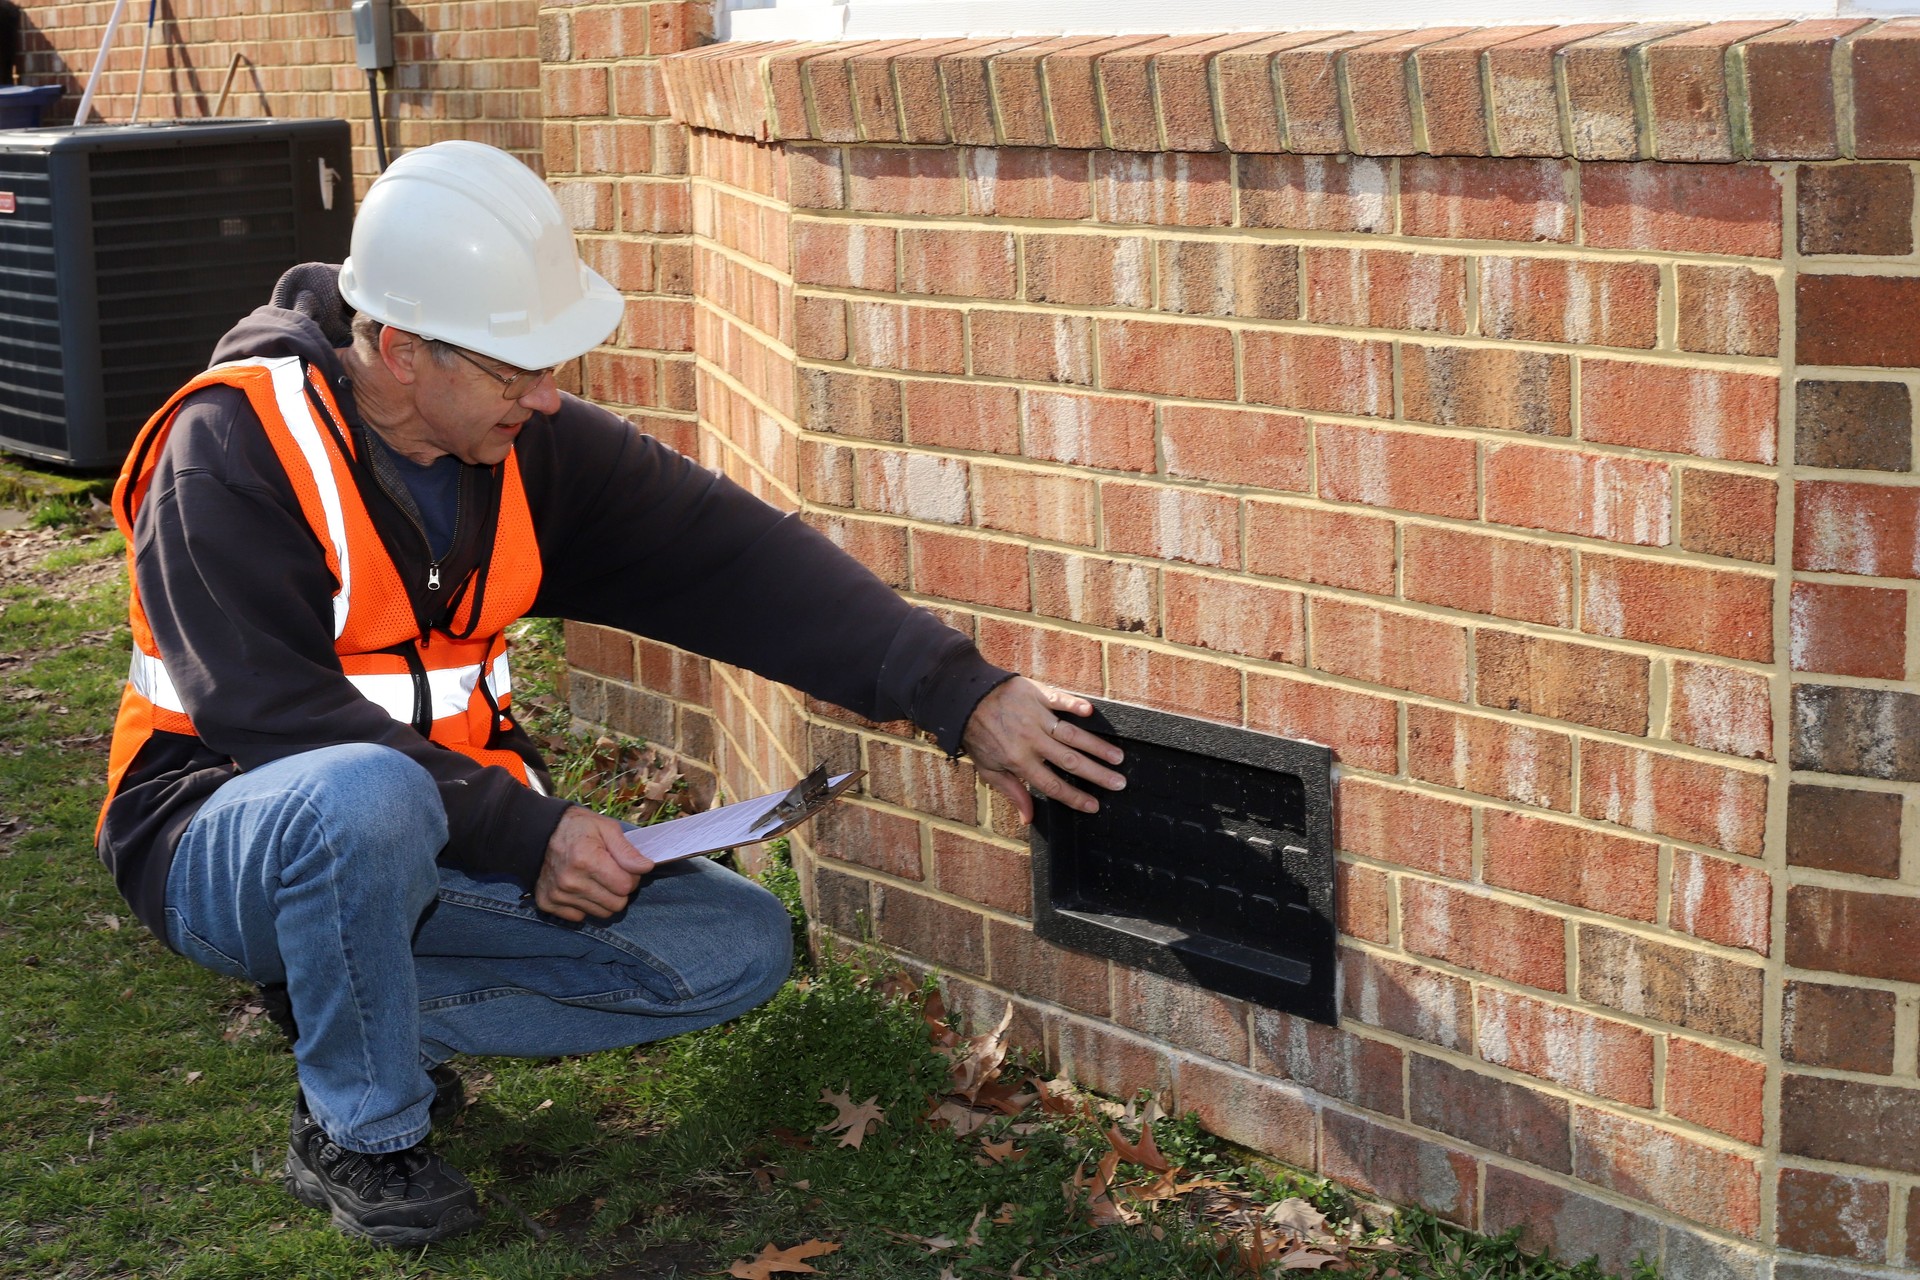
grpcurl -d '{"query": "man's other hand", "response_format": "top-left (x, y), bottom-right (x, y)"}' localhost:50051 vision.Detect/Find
top-left (961, 678), bottom-right (1125, 825)
top-left (534, 805), bottom-right (658, 921)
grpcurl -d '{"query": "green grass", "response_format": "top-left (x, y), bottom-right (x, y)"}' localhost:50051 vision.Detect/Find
top-left (0, 454), bottom-right (114, 513)
top-left (0, 525), bottom-right (1660, 1280)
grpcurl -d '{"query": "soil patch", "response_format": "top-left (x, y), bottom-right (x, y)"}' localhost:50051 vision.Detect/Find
top-left (0, 524), bottom-right (124, 671)
top-left (584, 1240), bottom-right (714, 1279)
top-left (0, 523), bottom-right (121, 594)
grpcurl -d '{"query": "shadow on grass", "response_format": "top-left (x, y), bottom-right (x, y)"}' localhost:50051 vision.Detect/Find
top-left (0, 527), bottom-right (1661, 1280)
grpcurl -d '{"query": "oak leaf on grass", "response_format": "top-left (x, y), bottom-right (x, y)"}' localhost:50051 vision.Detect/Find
top-left (884, 1229), bottom-right (958, 1252)
top-left (1265, 1196), bottom-right (1340, 1247)
top-left (1275, 1248), bottom-right (1342, 1271)
top-left (929, 1099), bottom-right (994, 1136)
top-left (817, 1087), bottom-right (886, 1149)
top-left (728, 1239), bottom-right (840, 1278)
top-left (1102, 1120), bottom-right (1170, 1173)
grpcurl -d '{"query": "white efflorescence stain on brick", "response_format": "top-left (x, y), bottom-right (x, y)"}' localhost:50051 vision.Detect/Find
top-left (1156, 486), bottom-right (1222, 565)
top-left (896, 451), bottom-right (969, 525)
top-left (1028, 392), bottom-right (1096, 465)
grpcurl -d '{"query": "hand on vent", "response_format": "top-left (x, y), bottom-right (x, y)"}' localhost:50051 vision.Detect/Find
top-left (961, 677), bottom-right (1125, 824)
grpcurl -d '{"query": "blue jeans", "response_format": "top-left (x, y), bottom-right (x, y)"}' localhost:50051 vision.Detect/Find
top-left (164, 744), bottom-right (792, 1155)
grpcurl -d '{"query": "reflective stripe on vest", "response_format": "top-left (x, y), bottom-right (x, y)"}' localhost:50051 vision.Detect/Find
top-left (347, 651), bottom-right (511, 724)
top-left (132, 647), bottom-right (511, 725)
top-left (128, 647), bottom-right (183, 714)
top-left (100, 355), bottom-right (545, 839)
top-left (208, 356), bottom-right (355, 638)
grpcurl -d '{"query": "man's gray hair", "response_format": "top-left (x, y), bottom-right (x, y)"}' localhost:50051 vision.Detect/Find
top-left (349, 311), bottom-right (460, 366)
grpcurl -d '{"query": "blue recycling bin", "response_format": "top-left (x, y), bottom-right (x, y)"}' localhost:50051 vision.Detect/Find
top-left (0, 85), bottom-right (62, 128)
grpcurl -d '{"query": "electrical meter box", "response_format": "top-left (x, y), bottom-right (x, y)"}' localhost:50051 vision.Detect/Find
top-left (0, 118), bottom-right (351, 467)
top-left (351, 0), bottom-right (394, 70)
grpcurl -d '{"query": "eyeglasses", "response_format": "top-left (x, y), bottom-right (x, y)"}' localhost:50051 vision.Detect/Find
top-left (447, 346), bottom-right (558, 400)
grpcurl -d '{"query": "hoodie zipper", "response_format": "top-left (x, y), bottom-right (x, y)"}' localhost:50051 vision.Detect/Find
top-left (368, 447), bottom-right (461, 595)
top-left (395, 493), bottom-right (453, 593)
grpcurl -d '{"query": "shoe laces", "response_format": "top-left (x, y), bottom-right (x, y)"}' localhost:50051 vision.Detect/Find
top-left (319, 1140), bottom-right (432, 1202)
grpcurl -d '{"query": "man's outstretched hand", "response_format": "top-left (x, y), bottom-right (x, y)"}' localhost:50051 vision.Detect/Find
top-left (534, 805), bottom-right (657, 921)
top-left (961, 677), bottom-right (1125, 825)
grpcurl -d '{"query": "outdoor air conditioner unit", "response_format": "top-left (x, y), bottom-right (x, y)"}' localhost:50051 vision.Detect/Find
top-left (0, 118), bottom-right (352, 468)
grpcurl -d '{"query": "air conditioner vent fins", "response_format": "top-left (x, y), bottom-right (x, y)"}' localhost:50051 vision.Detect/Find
top-left (0, 120), bottom-right (352, 467)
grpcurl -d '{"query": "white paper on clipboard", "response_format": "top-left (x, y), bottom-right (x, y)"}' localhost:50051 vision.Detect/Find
top-left (623, 771), bottom-right (859, 865)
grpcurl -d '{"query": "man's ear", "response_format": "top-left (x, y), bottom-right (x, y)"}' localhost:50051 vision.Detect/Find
top-left (378, 326), bottom-right (423, 386)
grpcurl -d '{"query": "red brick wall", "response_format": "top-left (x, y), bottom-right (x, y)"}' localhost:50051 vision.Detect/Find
top-left (596, 21), bottom-right (1920, 1276)
top-left (50, 3), bottom-right (1920, 1264)
top-left (13, 0), bottom-right (543, 190)
top-left (542, 1), bottom-right (742, 841)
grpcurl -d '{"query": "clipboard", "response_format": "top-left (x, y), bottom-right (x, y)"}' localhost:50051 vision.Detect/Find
top-left (622, 764), bottom-right (864, 865)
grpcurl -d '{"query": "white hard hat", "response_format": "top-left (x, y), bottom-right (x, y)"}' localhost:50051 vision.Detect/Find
top-left (338, 141), bottom-right (623, 369)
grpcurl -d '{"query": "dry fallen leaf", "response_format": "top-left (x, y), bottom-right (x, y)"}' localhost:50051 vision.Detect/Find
top-left (1265, 1196), bottom-right (1339, 1245)
top-left (884, 1229), bottom-right (957, 1252)
top-left (1031, 1075), bottom-right (1090, 1119)
top-left (965, 1206), bottom-right (987, 1247)
top-left (921, 988), bottom-right (960, 1048)
top-left (1130, 1168), bottom-right (1217, 1204)
top-left (1065, 1150), bottom-right (1140, 1228)
top-left (1092, 1149), bottom-right (1121, 1199)
top-left (728, 1239), bottom-right (841, 1278)
top-left (873, 971), bottom-right (920, 1004)
top-left (1127, 1094), bottom-right (1167, 1127)
top-left (1232, 1223), bottom-right (1282, 1274)
top-left (929, 1099), bottom-right (994, 1137)
top-left (973, 1076), bottom-right (1037, 1116)
top-left (1103, 1120), bottom-right (1170, 1173)
top-left (1276, 1247), bottom-right (1343, 1271)
top-left (976, 1138), bottom-right (1025, 1165)
top-left (816, 1087), bottom-right (886, 1149)
top-left (948, 1004), bottom-right (1014, 1102)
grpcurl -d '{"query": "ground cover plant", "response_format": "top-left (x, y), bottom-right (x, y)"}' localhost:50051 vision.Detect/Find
top-left (0, 514), bottom-right (1658, 1280)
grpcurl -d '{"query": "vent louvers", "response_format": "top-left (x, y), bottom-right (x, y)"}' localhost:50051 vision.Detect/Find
top-left (1032, 698), bottom-right (1338, 1025)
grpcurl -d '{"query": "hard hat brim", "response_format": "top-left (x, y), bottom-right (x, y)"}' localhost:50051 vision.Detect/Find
top-left (339, 261), bottom-right (625, 372)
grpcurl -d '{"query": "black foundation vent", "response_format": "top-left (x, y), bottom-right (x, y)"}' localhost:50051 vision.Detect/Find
top-left (1032, 699), bottom-right (1336, 1025)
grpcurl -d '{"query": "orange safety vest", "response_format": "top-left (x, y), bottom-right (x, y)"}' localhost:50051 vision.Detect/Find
top-left (99, 355), bottom-right (544, 834)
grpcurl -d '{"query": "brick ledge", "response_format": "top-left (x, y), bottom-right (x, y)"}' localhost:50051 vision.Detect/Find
top-left (661, 20), bottom-right (1920, 162)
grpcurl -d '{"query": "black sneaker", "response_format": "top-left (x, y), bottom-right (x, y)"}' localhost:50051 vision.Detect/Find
top-left (284, 1095), bottom-right (483, 1246)
top-left (256, 985), bottom-right (467, 1126)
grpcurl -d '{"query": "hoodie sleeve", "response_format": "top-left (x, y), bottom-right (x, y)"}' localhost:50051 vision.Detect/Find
top-left (135, 389), bottom-right (574, 884)
top-left (520, 398), bottom-right (1015, 754)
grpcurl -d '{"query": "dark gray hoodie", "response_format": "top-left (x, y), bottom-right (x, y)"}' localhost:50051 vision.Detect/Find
top-left (101, 266), bottom-right (1011, 940)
